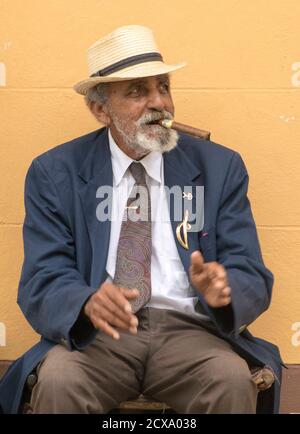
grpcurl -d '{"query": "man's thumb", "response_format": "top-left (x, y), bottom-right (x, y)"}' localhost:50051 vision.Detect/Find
top-left (190, 250), bottom-right (204, 271)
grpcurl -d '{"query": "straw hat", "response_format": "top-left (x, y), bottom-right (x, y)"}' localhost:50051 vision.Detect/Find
top-left (73, 25), bottom-right (186, 95)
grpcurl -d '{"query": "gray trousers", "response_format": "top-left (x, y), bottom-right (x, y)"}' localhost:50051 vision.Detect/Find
top-left (29, 308), bottom-right (257, 414)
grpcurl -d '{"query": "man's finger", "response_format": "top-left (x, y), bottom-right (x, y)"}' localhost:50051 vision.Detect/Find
top-left (121, 287), bottom-right (140, 300)
top-left (218, 296), bottom-right (231, 307)
top-left (92, 305), bottom-right (138, 335)
top-left (220, 286), bottom-right (231, 298)
top-left (120, 288), bottom-right (140, 313)
top-left (205, 263), bottom-right (226, 281)
top-left (190, 250), bottom-right (204, 273)
top-left (211, 279), bottom-right (228, 291)
top-left (94, 318), bottom-right (120, 340)
top-left (96, 295), bottom-right (138, 327)
top-left (106, 286), bottom-right (139, 314)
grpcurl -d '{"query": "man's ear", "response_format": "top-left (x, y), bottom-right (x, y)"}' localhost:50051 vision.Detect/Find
top-left (89, 101), bottom-right (111, 126)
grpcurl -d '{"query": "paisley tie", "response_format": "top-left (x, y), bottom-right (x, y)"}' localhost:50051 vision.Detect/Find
top-left (113, 162), bottom-right (152, 313)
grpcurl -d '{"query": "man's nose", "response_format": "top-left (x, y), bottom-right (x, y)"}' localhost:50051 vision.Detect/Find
top-left (146, 90), bottom-right (165, 111)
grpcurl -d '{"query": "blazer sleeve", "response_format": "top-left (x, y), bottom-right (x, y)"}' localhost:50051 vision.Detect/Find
top-left (206, 152), bottom-right (274, 338)
top-left (17, 158), bottom-right (97, 350)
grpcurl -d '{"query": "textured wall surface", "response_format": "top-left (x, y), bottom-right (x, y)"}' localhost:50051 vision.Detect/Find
top-left (0, 0), bottom-right (299, 362)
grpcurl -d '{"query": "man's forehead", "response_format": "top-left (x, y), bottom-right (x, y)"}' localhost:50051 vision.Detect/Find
top-left (129, 74), bottom-right (169, 83)
top-left (113, 74), bottom-right (170, 89)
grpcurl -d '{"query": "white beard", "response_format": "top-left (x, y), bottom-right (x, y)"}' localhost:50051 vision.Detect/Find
top-left (109, 110), bottom-right (179, 155)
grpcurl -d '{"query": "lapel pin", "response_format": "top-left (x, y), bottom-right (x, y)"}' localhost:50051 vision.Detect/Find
top-left (176, 210), bottom-right (191, 250)
top-left (183, 192), bottom-right (193, 200)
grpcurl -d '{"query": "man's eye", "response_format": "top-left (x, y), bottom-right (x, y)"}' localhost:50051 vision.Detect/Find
top-left (160, 83), bottom-right (169, 93)
top-left (128, 88), bottom-right (140, 97)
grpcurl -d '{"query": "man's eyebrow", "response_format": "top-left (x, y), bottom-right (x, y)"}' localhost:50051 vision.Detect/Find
top-left (157, 74), bottom-right (170, 83)
top-left (125, 79), bottom-right (147, 90)
top-left (125, 75), bottom-right (170, 91)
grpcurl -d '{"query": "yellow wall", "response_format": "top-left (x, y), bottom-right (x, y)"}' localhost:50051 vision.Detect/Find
top-left (0, 0), bottom-right (299, 363)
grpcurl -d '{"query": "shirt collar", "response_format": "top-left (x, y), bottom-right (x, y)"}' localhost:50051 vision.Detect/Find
top-left (108, 129), bottom-right (162, 185)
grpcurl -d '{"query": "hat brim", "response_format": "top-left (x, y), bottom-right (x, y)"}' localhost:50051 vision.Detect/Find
top-left (73, 61), bottom-right (186, 95)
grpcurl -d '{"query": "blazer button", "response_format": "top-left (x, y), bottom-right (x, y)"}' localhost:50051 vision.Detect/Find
top-left (26, 373), bottom-right (38, 390)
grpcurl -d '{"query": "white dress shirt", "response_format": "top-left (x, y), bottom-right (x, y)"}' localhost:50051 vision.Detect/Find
top-left (105, 130), bottom-right (210, 320)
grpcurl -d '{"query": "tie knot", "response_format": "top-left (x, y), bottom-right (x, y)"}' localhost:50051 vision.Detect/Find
top-left (129, 162), bottom-right (146, 185)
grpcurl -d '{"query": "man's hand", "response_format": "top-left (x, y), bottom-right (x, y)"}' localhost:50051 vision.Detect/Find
top-left (189, 251), bottom-right (231, 308)
top-left (84, 282), bottom-right (140, 340)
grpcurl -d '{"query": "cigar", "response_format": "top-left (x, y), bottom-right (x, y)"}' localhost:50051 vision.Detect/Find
top-left (158, 119), bottom-right (211, 140)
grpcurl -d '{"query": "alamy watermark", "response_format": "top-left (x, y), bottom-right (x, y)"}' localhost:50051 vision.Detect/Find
top-left (291, 322), bottom-right (300, 347)
top-left (0, 322), bottom-right (6, 347)
top-left (95, 184), bottom-right (204, 232)
top-left (0, 62), bottom-right (6, 87)
top-left (291, 62), bottom-right (300, 87)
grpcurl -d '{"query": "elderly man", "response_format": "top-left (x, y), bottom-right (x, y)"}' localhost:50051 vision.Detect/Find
top-left (0, 25), bottom-right (282, 414)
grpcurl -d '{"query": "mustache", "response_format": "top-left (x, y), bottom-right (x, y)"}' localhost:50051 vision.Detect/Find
top-left (137, 110), bottom-right (173, 126)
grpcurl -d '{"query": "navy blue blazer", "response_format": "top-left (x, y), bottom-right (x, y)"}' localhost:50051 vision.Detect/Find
top-left (0, 128), bottom-right (283, 413)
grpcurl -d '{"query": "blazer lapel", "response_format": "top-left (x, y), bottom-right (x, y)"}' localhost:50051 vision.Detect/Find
top-left (163, 145), bottom-right (204, 274)
top-left (78, 129), bottom-right (113, 288)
